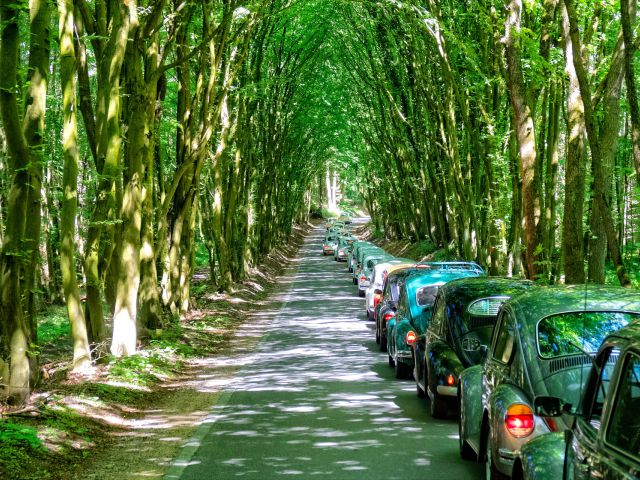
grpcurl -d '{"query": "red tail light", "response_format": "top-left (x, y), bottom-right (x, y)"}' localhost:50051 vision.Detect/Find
top-left (360, 276), bottom-right (366, 282)
top-left (373, 293), bottom-right (382, 307)
top-left (406, 331), bottom-right (417, 346)
top-left (383, 312), bottom-right (395, 322)
top-left (446, 374), bottom-right (455, 386)
top-left (505, 404), bottom-right (534, 437)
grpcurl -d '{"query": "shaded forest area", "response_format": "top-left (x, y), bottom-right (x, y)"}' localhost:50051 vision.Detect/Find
top-left (0, 0), bottom-right (638, 408)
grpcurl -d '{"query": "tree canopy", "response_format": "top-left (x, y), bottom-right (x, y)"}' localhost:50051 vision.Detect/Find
top-left (0, 0), bottom-right (638, 404)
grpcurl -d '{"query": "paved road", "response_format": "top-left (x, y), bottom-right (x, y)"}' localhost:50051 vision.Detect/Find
top-left (168, 225), bottom-right (482, 479)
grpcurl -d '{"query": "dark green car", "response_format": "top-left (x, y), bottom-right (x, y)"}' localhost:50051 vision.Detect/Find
top-left (417, 277), bottom-right (535, 418)
top-left (458, 285), bottom-right (640, 479)
top-left (522, 320), bottom-right (640, 480)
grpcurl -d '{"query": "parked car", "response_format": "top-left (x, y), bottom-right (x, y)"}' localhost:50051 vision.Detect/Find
top-left (347, 241), bottom-right (374, 274)
top-left (322, 233), bottom-right (339, 256)
top-left (365, 259), bottom-right (413, 321)
top-left (356, 253), bottom-right (395, 297)
top-left (334, 235), bottom-right (357, 262)
top-left (375, 264), bottom-right (417, 352)
top-left (457, 285), bottom-right (640, 479)
top-left (387, 264), bottom-right (484, 379)
top-left (520, 320), bottom-right (640, 480)
top-left (352, 245), bottom-right (385, 285)
top-left (416, 277), bottom-right (535, 418)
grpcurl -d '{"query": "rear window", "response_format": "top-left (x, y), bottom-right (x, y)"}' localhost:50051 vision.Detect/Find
top-left (537, 312), bottom-right (638, 359)
top-left (416, 286), bottom-right (439, 306)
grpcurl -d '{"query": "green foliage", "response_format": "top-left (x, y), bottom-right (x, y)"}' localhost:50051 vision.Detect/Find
top-left (0, 421), bottom-right (42, 450)
top-left (37, 306), bottom-right (70, 344)
top-left (108, 352), bottom-right (178, 387)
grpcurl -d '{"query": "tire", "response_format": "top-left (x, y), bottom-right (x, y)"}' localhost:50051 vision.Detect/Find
top-left (388, 353), bottom-right (395, 367)
top-left (358, 289), bottom-right (365, 298)
top-left (430, 390), bottom-right (448, 419)
top-left (353, 278), bottom-right (357, 285)
top-left (380, 333), bottom-right (387, 352)
top-left (459, 393), bottom-right (477, 461)
top-left (395, 360), bottom-right (409, 379)
top-left (484, 429), bottom-right (507, 480)
top-left (416, 362), bottom-right (426, 398)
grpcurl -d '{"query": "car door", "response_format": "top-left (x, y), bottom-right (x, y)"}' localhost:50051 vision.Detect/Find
top-left (593, 350), bottom-right (640, 478)
top-left (484, 310), bottom-right (516, 396)
top-left (564, 346), bottom-right (619, 480)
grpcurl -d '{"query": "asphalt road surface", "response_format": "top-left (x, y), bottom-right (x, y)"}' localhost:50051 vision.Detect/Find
top-left (167, 224), bottom-right (482, 479)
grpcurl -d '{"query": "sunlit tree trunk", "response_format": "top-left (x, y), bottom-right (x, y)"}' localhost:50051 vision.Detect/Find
top-left (59, 0), bottom-right (91, 371)
top-left (561, 4), bottom-right (586, 284)
top-left (503, 0), bottom-right (540, 279)
top-left (0, 0), bottom-right (33, 404)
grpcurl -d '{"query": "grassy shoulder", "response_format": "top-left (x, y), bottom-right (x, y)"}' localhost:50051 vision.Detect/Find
top-left (0, 222), bottom-right (312, 480)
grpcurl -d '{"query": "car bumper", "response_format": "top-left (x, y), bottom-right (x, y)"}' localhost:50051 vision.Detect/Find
top-left (436, 385), bottom-right (458, 397)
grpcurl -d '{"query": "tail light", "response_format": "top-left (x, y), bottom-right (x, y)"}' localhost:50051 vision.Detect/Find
top-left (505, 404), bottom-right (534, 437)
top-left (446, 374), bottom-right (455, 386)
top-left (383, 312), bottom-right (395, 322)
top-left (406, 331), bottom-right (417, 346)
top-left (373, 293), bottom-right (382, 307)
top-left (360, 276), bottom-right (366, 283)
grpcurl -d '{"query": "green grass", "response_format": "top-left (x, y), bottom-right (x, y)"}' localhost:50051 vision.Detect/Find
top-left (37, 306), bottom-right (70, 344)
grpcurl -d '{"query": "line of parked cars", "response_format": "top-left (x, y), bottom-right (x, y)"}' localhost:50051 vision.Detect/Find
top-left (321, 223), bottom-right (640, 480)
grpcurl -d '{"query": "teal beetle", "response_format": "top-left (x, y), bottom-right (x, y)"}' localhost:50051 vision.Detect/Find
top-left (416, 277), bottom-right (535, 418)
top-left (521, 320), bottom-right (640, 480)
top-left (386, 262), bottom-right (484, 379)
top-left (457, 285), bottom-right (640, 479)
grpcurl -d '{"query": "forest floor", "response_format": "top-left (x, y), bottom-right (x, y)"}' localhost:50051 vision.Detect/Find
top-left (0, 222), bottom-right (314, 480)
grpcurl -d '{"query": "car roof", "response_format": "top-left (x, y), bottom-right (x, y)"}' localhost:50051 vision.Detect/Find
top-left (439, 277), bottom-right (536, 305)
top-left (404, 269), bottom-right (481, 292)
top-left (507, 285), bottom-right (640, 324)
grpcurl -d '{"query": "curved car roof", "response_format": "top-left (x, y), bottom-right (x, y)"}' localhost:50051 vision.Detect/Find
top-left (438, 277), bottom-right (536, 307)
top-left (404, 269), bottom-right (483, 318)
top-left (507, 285), bottom-right (640, 323)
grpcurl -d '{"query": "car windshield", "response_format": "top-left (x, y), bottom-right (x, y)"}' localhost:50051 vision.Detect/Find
top-left (537, 312), bottom-right (639, 358)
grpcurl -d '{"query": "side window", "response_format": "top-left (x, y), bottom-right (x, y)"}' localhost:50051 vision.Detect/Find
top-left (492, 312), bottom-right (515, 364)
top-left (430, 295), bottom-right (445, 335)
top-left (605, 353), bottom-right (640, 454)
top-left (585, 347), bottom-right (618, 428)
top-left (397, 288), bottom-right (408, 315)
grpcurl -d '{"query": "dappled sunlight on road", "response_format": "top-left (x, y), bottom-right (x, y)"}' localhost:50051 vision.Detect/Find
top-left (168, 225), bottom-right (482, 479)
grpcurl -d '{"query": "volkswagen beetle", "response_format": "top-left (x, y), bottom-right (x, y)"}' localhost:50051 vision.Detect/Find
top-left (416, 277), bottom-right (535, 418)
top-left (457, 285), bottom-right (640, 479)
top-left (519, 320), bottom-right (640, 480)
top-left (387, 263), bottom-right (484, 379)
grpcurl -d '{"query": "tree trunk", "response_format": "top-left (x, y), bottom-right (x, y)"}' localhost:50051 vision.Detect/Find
top-left (0, 0), bottom-right (33, 404)
top-left (620, 0), bottom-right (640, 187)
top-left (503, 0), bottom-right (540, 279)
top-left (561, 4), bottom-right (586, 284)
top-left (59, 0), bottom-right (91, 371)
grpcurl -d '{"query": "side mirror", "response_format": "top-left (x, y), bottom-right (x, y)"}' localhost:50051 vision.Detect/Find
top-left (534, 396), bottom-right (572, 417)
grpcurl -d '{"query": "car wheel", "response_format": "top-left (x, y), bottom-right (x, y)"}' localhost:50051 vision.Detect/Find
top-left (395, 360), bottom-right (408, 379)
top-left (388, 353), bottom-right (395, 368)
top-left (484, 429), bottom-right (507, 480)
top-left (375, 322), bottom-right (380, 344)
top-left (380, 333), bottom-right (387, 352)
top-left (430, 391), bottom-right (448, 419)
top-left (352, 278), bottom-right (357, 285)
top-left (416, 362), bottom-right (426, 398)
top-left (358, 289), bottom-right (365, 298)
